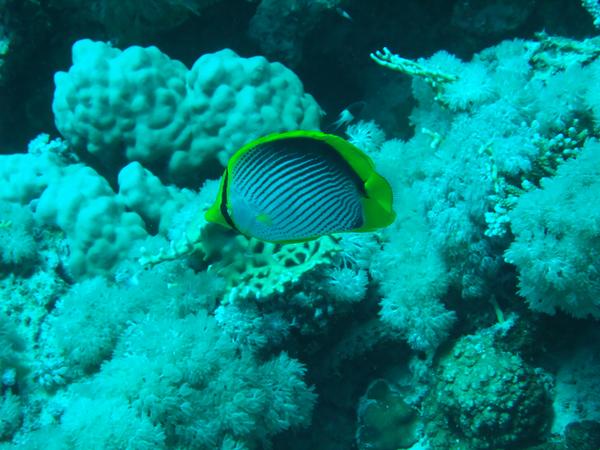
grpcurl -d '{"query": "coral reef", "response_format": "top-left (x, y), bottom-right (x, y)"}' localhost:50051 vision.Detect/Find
top-left (1, 2), bottom-right (600, 449)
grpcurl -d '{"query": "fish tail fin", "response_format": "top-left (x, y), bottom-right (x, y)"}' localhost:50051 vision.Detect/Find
top-left (361, 174), bottom-right (396, 230)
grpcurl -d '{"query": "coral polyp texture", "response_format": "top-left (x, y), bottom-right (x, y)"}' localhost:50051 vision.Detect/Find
top-left (425, 333), bottom-right (551, 449)
top-left (505, 138), bottom-right (600, 318)
top-left (2, 2), bottom-right (600, 449)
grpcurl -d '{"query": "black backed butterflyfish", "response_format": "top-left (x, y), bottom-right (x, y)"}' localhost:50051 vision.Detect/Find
top-left (205, 130), bottom-right (395, 243)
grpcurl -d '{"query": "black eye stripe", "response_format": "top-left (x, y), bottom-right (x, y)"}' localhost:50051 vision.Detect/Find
top-left (220, 169), bottom-right (239, 232)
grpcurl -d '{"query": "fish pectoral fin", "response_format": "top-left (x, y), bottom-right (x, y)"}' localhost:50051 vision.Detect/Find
top-left (256, 212), bottom-right (272, 226)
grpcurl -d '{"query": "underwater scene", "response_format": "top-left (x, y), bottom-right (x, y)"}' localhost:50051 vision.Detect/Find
top-left (2, 0), bottom-right (600, 449)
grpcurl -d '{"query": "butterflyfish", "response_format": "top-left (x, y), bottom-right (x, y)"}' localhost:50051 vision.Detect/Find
top-left (205, 130), bottom-right (395, 243)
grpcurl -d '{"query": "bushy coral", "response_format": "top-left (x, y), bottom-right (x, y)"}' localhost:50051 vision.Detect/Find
top-left (28, 255), bottom-right (317, 449)
top-left (83, 312), bottom-right (315, 448)
top-left (422, 50), bottom-right (495, 111)
top-left (45, 260), bottom-right (224, 378)
top-left (505, 139), bottom-right (600, 318)
top-left (373, 186), bottom-right (455, 353)
top-left (214, 302), bottom-right (290, 351)
top-left (345, 120), bottom-right (386, 154)
top-left (0, 313), bottom-right (26, 390)
top-left (44, 277), bottom-right (144, 377)
top-left (372, 35), bottom-right (600, 318)
top-left (323, 267), bottom-right (368, 304)
top-left (57, 396), bottom-right (166, 450)
top-left (0, 314), bottom-right (25, 441)
top-left (0, 201), bottom-right (37, 270)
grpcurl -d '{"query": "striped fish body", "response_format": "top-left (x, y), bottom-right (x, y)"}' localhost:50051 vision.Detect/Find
top-left (206, 131), bottom-right (395, 243)
top-left (229, 137), bottom-right (364, 242)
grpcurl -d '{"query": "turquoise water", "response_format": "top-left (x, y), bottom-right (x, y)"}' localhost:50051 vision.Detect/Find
top-left (1, 1), bottom-right (600, 449)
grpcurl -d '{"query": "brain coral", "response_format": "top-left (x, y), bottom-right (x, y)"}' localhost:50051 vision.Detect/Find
top-left (53, 39), bottom-right (321, 186)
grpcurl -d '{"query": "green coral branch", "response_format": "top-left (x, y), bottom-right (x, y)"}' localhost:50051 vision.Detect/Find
top-left (531, 31), bottom-right (600, 74)
top-left (370, 47), bottom-right (458, 88)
